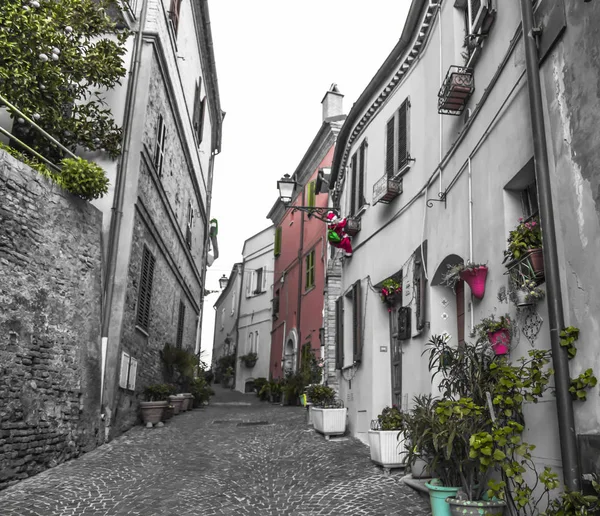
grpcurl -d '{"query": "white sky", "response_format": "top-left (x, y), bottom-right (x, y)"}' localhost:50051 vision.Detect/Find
top-left (200, 1), bottom-right (412, 363)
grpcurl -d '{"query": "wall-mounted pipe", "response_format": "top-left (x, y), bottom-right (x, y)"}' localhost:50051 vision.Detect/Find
top-left (518, 0), bottom-right (580, 491)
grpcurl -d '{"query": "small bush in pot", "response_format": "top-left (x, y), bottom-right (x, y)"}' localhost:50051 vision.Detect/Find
top-left (305, 385), bottom-right (336, 408)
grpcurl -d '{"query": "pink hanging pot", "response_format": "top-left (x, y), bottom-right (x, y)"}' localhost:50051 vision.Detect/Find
top-left (459, 266), bottom-right (488, 300)
top-left (488, 329), bottom-right (510, 355)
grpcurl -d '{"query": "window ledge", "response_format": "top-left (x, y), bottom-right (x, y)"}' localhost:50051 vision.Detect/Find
top-left (135, 325), bottom-right (149, 337)
top-left (353, 204), bottom-right (369, 219)
top-left (304, 285), bottom-right (316, 295)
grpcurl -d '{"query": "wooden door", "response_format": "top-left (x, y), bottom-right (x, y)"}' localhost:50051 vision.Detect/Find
top-left (390, 308), bottom-right (403, 407)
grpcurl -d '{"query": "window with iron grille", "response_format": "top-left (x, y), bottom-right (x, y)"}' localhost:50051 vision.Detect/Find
top-left (176, 300), bottom-right (185, 348)
top-left (154, 114), bottom-right (167, 177)
top-left (136, 246), bottom-right (156, 331)
top-left (169, 0), bottom-right (182, 35)
top-left (305, 249), bottom-right (315, 290)
top-left (385, 99), bottom-right (411, 178)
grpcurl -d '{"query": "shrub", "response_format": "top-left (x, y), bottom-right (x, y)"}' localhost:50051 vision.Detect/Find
top-left (306, 384), bottom-right (336, 407)
top-left (143, 383), bottom-right (176, 402)
top-left (374, 406), bottom-right (405, 431)
top-left (56, 157), bottom-right (109, 200)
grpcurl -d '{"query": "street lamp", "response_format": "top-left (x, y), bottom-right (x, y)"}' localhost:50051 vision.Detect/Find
top-left (276, 172), bottom-right (337, 222)
top-left (218, 274), bottom-right (228, 290)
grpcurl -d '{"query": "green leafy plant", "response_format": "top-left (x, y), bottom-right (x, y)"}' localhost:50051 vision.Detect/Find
top-left (569, 369), bottom-right (597, 401)
top-left (441, 261), bottom-right (487, 291)
top-left (543, 476), bottom-right (600, 515)
top-left (504, 217), bottom-right (543, 262)
top-left (161, 343), bottom-right (199, 391)
top-left (214, 353), bottom-right (236, 383)
top-left (305, 384), bottom-right (336, 408)
top-left (380, 278), bottom-right (402, 309)
top-left (238, 352), bottom-right (258, 367)
top-left (189, 377), bottom-right (214, 407)
top-left (373, 406), bottom-right (405, 431)
top-left (143, 383), bottom-right (176, 402)
top-left (559, 326), bottom-right (579, 360)
top-left (472, 314), bottom-right (512, 343)
top-left (0, 0), bottom-right (129, 159)
top-left (299, 344), bottom-right (324, 386)
top-left (253, 377), bottom-right (268, 399)
top-left (55, 157), bottom-right (109, 200)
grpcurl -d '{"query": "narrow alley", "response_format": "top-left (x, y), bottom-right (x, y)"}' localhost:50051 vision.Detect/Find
top-left (0, 389), bottom-right (430, 516)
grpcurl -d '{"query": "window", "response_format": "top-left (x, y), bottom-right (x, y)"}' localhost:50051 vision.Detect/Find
top-left (154, 114), bottom-right (167, 177)
top-left (307, 180), bottom-right (316, 208)
top-left (119, 352), bottom-right (137, 391)
top-left (168, 0), bottom-right (182, 35)
top-left (248, 332), bottom-right (253, 354)
top-left (246, 267), bottom-right (267, 297)
top-left (274, 226), bottom-right (282, 257)
top-left (521, 181), bottom-right (539, 219)
top-left (305, 250), bottom-right (315, 290)
top-left (351, 280), bottom-right (363, 362)
top-left (136, 246), bottom-right (156, 331)
top-left (254, 267), bottom-right (264, 295)
top-left (192, 79), bottom-right (206, 145)
top-left (176, 300), bottom-right (185, 348)
top-left (231, 290), bottom-right (236, 315)
top-left (335, 296), bottom-right (344, 369)
top-left (273, 289), bottom-right (280, 318)
top-left (185, 201), bottom-right (193, 250)
top-left (220, 308), bottom-right (225, 330)
top-left (350, 141), bottom-right (367, 216)
top-left (385, 99), bottom-right (411, 178)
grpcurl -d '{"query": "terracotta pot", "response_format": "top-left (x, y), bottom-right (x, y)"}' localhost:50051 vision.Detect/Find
top-left (140, 401), bottom-right (167, 425)
top-left (526, 248), bottom-right (544, 278)
top-left (459, 266), bottom-right (488, 300)
top-left (446, 497), bottom-right (506, 515)
top-left (488, 329), bottom-right (510, 355)
top-left (169, 395), bottom-right (184, 415)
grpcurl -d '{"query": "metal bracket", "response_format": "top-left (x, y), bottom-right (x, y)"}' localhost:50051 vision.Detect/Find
top-left (426, 191), bottom-right (447, 209)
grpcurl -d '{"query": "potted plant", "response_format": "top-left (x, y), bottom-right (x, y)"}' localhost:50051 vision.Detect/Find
top-left (442, 261), bottom-right (488, 299)
top-left (141, 383), bottom-right (175, 427)
top-left (380, 278), bottom-right (402, 311)
top-left (269, 381), bottom-right (282, 403)
top-left (306, 385), bottom-right (347, 440)
top-left (190, 376), bottom-right (214, 408)
top-left (239, 352), bottom-right (258, 368)
top-left (511, 262), bottom-right (545, 307)
top-left (473, 314), bottom-right (512, 356)
top-left (368, 405), bottom-right (408, 473)
top-left (503, 217), bottom-right (544, 277)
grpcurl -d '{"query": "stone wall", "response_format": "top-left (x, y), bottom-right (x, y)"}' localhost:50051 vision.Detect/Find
top-left (324, 255), bottom-right (342, 391)
top-left (0, 151), bottom-right (104, 490)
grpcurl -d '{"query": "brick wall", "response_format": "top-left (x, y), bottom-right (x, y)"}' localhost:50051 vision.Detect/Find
top-left (0, 151), bottom-right (104, 490)
top-left (324, 256), bottom-right (342, 391)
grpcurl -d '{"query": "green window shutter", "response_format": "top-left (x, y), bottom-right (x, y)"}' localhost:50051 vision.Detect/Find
top-left (350, 153), bottom-right (357, 216)
top-left (335, 297), bottom-right (344, 369)
top-left (307, 181), bottom-right (316, 208)
top-left (386, 117), bottom-right (395, 178)
top-left (274, 226), bottom-right (282, 256)
top-left (397, 99), bottom-right (409, 170)
top-left (352, 280), bottom-right (363, 362)
top-left (359, 141), bottom-right (366, 207)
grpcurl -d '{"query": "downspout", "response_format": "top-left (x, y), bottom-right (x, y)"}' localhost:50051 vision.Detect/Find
top-left (296, 190), bottom-right (306, 371)
top-left (518, 0), bottom-right (580, 491)
top-left (101, 0), bottom-right (148, 408)
top-left (468, 158), bottom-right (474, 331)
top-left (234, 262), bottom-right (246, 391)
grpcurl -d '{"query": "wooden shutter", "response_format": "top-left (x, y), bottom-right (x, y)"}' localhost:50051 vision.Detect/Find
top-left (192, 80), bottom-right (202, 143)
top-left (352, 280), bottom-right (363, 362)
top-left (136, 246), bottom-right (156, 330)
top-left (246, 272), bottom-right (253, 297)
top-left (358, 141), bottom-right (366, 208)
top-left (198, 97), bottom-right (206, 143)
top-left (386, 118), bottom-right (395, 178)
top-left (127, 358), bottom-right (138, 391)
top-left (307, 181), bottom-right (316, 208)
top-left (335, 297), bottom-right (344, 369)
top-left (154, 115), bottom-right (166, 177)
top-left (119, 352), bottom-right (130, 389)
top-left (414, 248), bottom-right (427, 333)
top-left (397, 100), bottom-right (409, 170)
top-left (350, 153), bottom-right (358, 216)
top-left (176, 300), bottom-right (185, 348)
top-left (274, 227), bottom-right (282, 256)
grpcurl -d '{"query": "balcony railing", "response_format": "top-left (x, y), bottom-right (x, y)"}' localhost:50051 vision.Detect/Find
top-left (373, 175), bottom-right (403, 205)
top-left (438, 66), bottom-right (474, 116)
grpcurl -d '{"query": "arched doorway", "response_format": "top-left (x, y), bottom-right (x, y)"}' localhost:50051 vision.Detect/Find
top-left (282, 328), bottom-right (298, 375)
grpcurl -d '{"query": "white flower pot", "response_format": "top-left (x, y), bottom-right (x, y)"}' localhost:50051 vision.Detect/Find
top-left (368, 430), bottom-right (408, 470)
top-left (311, 407), bottom-right (347, 440)
top-left (307, 404), bottom-right (314, 426)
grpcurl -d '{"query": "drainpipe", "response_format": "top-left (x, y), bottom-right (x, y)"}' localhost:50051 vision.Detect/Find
top-left (518, 0), bottom-right (580, 491)
top-left (296, 191), bottom-right (306, 372)
top-left (468, 158), bottom-right (474, 331)
top-left (101, 0), bottom-right (149, 408)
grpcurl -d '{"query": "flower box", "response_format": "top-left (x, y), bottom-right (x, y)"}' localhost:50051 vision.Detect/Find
top-left (438, 66), bottom-right (474, 115)
top-left (368, 430), bottom-right (408, 471)
top-left (345, 217), bottom-right (361, 237)
top-left (311, 407), bottom-right (347, 440)
top-left (373, 175), bottom-right (403, 205)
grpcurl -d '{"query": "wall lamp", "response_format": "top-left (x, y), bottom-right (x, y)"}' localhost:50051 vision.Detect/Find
top-left (276, 173), bottom-right (338, 222)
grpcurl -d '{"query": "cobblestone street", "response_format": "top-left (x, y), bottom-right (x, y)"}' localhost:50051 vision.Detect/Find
top-left (0, 388), bottom-right (431, 515)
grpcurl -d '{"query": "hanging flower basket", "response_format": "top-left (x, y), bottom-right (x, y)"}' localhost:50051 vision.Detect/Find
top-left (459, 265), bottom-right (488, 299)
top-left (524, 248), bottom-right (544, 278)
top-left (488, 329), bottom-right (510, 355)
top-left (514, 289), bottom-right (533, 307)
top-left (380, 278), bottom-right (402, 311)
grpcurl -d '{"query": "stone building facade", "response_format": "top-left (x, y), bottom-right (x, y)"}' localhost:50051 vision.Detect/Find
top-left (0, 152), bottom-right (104, 490)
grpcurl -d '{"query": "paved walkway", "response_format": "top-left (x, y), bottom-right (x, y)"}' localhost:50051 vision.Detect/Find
top-left (0, 388), bottom-right (431, 515)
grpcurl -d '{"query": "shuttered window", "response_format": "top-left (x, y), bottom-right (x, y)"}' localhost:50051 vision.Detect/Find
top-left (273, 289), bottom-right (280, 318)
top-left (385, 118), bottom-right (395, 178)
top-left (397, 100), bottom-right (409, 170)
top-left (305, 250), bottom-right (315, 290)
top-left (192, 80), bottom-right (206, 145)
top-left (414, 246), bottom-right (427, 334)
top-left (352, 280), bottom-right (363, 362)
top-left (274, 226), bottom-right (282, 256)
top-left (154, 114), bottom-right (167, 177)
top-left (136, 246), bottom-right (156, 331)
top-left (176, 300), bottom-right (185, 348)
top-left (169, 0), bottom-right (182, 35)
top-left (335, 297), bottom-right (344, 369)
top-left (358, 140), bottom-right (366, 208)
top-left (119, 352), bottom-right (137, 391)
top-left (350, 153), bottom-right (358, 216)
top-left (185, 201), bottom-right (193, 250)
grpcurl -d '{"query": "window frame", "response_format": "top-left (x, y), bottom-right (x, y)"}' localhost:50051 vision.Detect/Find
top-left (168, 0), bottom-right (183, 36)
top-left (154, 114), bottom-right (167, 177)
top-left (185, 200), bottom-right (193, 250)
top-left (274, 226), bottom-right (282, 257)
top-left (385, 98), bottom-right (411, 179)
top-left (305, 249), bottom-right (316, 291)
top-left (136, 245), bottom-right (156, 332)
top-left (176, 300), bottom-right (185, 348)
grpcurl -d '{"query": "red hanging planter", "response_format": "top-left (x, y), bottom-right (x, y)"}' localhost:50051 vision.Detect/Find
top-left (488, 329), bottom-right (510, 355)
top-left (459, 266), bottom-right (488, 300)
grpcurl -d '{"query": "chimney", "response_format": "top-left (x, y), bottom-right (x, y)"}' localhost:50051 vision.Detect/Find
top-left (321, 83), bottom-right (344, 122)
